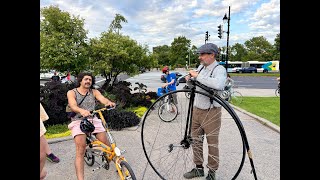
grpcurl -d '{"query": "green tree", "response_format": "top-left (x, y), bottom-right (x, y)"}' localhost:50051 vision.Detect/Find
top-left (108, 13), bottom-right (128, 34)
top-left (169, 36), bottom-right (191, 67)
top-left (40, 5), bottom-right (89, 75)
top-left (89, 31), bottom-right (148, 88)
top-left (153, 45), bottom-right (171, 66)
top-left (272, 33), bottom-right (280, 61)
top-left (230, 43), bottom-right (247, 62)
top-left (244, 36), bottom-right (273, 61)
top-left (189, 45), bottom-right (198, 67)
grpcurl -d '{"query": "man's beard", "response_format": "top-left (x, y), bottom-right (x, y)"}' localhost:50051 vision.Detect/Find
top-left (200, 60), bottom-right (209, 66)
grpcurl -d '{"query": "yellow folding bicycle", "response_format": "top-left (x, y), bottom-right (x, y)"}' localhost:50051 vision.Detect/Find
top-left (82, 106), bottom-right (136, 180)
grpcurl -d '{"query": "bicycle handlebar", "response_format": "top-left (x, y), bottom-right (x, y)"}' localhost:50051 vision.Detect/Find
top-left (175, 70), bottom-right (220, 95)
top-left (78, 105), bottom-right (117, 119)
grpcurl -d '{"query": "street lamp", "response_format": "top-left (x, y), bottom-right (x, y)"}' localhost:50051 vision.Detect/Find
top-left (223, 6), bottom-right (230, 72)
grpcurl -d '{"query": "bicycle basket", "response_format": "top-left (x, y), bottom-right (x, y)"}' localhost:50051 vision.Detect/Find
top-left (157, 87), bottom-right (168, 97)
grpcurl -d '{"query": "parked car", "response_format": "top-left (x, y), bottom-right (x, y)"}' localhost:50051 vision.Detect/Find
top-left (161, 72), bottom-right (186, 83)
top-left (236, 66), bottom-right (257, 73)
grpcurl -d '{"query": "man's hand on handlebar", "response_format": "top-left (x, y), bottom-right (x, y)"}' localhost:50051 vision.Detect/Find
top-left (185, 70), bottom-right (198, 81)
top-left (105, 101), bottom-right (116, 108)
top-left (79, 109), bottom-right (92, 118)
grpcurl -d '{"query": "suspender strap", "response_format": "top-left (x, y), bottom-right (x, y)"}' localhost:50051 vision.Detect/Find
top-left (198, 64), bottom-right (220, 77)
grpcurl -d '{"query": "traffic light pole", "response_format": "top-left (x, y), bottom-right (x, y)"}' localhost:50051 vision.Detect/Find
top-left (225, 6), bottom-right (230, 72)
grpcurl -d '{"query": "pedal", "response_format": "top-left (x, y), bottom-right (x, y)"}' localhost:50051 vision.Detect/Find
top-left (102, 162), bottom-right (109, 170)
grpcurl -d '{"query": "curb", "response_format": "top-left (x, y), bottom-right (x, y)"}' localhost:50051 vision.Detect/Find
top-left (230, 104), bottom-right (280, 133)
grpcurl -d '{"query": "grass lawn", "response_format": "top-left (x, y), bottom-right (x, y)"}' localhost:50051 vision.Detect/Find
top-left (45, 123), bottom-right (71, 139)
top-left (233, 97), bottom-right (280, 126)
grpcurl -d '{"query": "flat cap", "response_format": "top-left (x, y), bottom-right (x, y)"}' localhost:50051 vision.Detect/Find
top-left (196, 43), bottom-right (219, 55)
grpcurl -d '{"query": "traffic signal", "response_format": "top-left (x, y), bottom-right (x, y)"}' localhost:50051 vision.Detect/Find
top-left (218, 25), bottom-right (222, 39)
top-left (205, 31), bottom-right (209, 41)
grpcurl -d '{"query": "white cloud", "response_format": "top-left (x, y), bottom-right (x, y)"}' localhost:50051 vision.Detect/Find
top-left (40, 0), bottom-right (280, 50)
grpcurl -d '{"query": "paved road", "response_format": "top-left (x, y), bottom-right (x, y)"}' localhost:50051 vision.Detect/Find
top-left (44, 70), bottom-right (280, 180)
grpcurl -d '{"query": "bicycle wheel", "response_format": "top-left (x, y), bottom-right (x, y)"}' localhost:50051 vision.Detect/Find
top-left (185, 91), bottom-right (191, 99)
top-left (84, 149), bottom-right (95, 166)
top-left (119, 160), bottom-right (137, 180)
top-left (141, 89), bottom-right (247, 180)
top-left (230, 91), bottom-right (243, 106)
top-left (157, 95), bottom-right (178, 122)
top-left (275, 88), bottom-right (280, 97)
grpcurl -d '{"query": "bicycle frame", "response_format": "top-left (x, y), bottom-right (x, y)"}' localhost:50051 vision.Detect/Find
top-left (85, 107), bottom-right (130, 180)
top-left (181, 78), bottom-right (257, 180)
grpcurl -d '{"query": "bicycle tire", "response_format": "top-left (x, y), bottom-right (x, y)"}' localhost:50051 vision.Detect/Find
top-left (230, 91), bottom-right (243, 106)
top-left (141, 89), bottom-right (248, 180)
top-left (275, 88), bottom-right (280, 97)
top-left (185, 91), bottom-right (191, 99)
top-left (157, 95), bottom-right (178, 122)
top-left (84, 149), bottom-right (95, 166)
top-left (119, 160), bottom-right (137, 180)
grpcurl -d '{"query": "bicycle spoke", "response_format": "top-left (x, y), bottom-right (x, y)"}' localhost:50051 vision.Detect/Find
top-left (141, 90), bottom-right (247, 179)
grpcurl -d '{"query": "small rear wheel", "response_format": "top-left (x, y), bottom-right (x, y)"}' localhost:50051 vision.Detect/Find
top-left (275, 88), bottom-right (280, 97)
top-left (84, 149), bottom-right (95, 166)
top-left (158, 101), bottom-right (178, 122)
top-left (120, 161), bottom-right (137, 180)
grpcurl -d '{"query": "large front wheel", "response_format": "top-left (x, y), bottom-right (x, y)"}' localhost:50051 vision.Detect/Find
top-left (119, 161), bottom-right (137, 180)
top-left (141, 89), bottom-right (246, 180)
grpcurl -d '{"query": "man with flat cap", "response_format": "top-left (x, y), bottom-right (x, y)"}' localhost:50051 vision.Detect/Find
top-left (184, 43), bottom-right (227, 180)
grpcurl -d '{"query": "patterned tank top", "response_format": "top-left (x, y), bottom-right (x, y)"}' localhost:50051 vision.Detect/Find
top-left (71, 88), bottom-right (96, 121)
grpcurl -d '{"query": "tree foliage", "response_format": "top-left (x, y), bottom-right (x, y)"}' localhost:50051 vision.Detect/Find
top-left (243, 36), bottom-right (273, 61)
top-left (40, 5), bottom-right (89, 75)
top-left (153, 45), bottom-right (171, 66)
top-left (230, 43), bottom-right (247, 62)
top-left (89, 31), bottom-right (149, 88)
top-left (169, 36), bottom-right (191, 66)
top-left (108, 13), bottom-right (128, 34)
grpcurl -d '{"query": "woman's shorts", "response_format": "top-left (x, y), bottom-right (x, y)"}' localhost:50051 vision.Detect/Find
top-left (68, 116), bottom-right (106, 138)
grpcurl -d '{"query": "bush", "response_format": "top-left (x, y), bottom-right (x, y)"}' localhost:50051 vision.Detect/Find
top-left (40, 80), bottom-right (152, 130)
top-left (40, 81), bottom-right (73, 126)
top-left (146, 91), bottom-right (158, 100)
top-left (103, 109), bottom-right (140, 131)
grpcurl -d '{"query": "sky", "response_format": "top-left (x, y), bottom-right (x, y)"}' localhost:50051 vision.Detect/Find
top-left (40, 0), bottom-right (280, 52)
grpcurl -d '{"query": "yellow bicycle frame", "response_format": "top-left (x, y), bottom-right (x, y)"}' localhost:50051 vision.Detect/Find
top-left (86, 107), bottom-right (130, 180)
